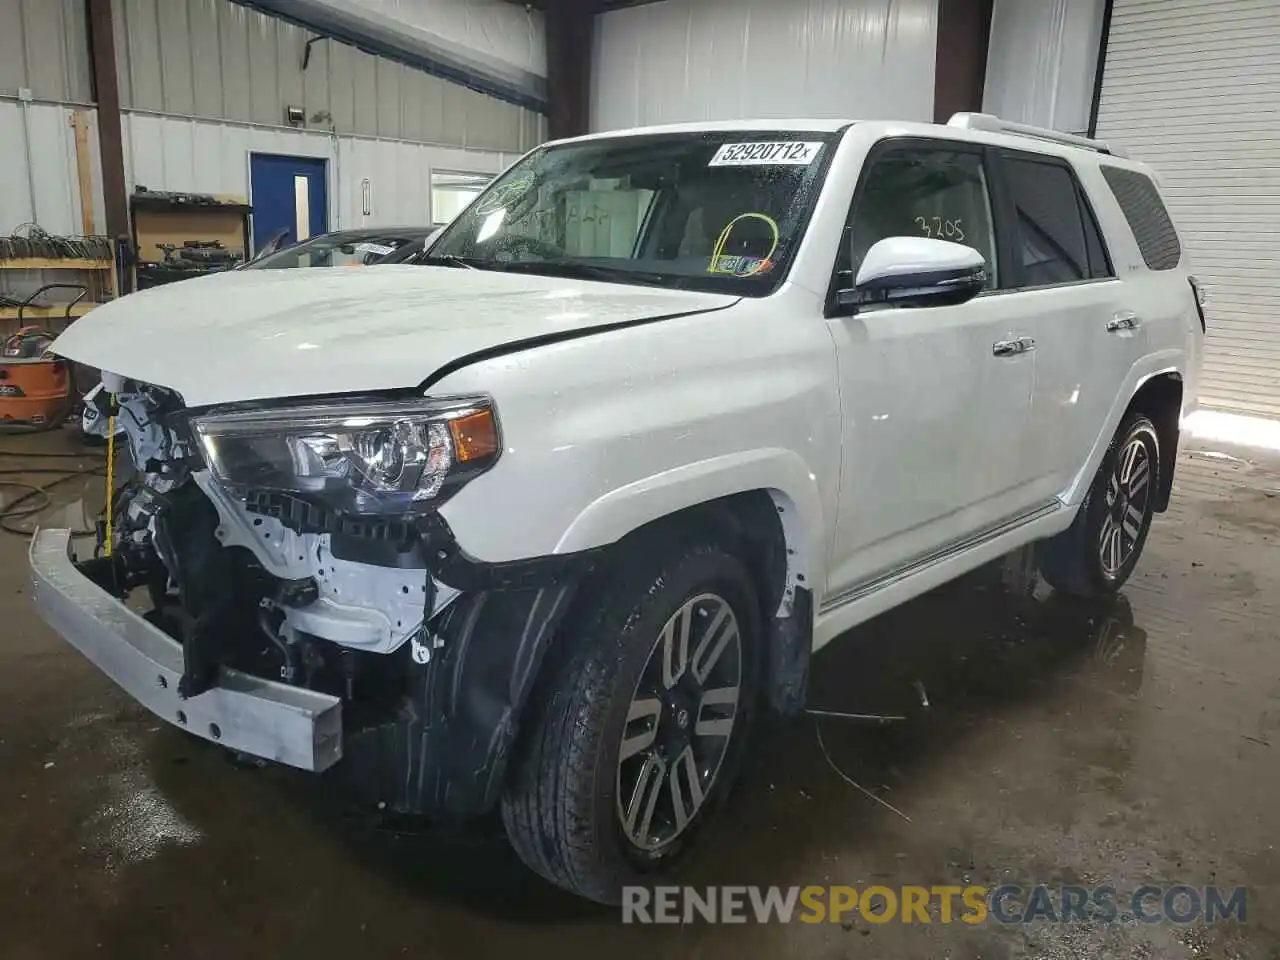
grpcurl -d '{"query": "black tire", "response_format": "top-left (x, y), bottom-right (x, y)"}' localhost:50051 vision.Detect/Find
top-left (1040, 413), bottom-right (1160, 598)
top-left (500, 532), bottom-right (762, 904)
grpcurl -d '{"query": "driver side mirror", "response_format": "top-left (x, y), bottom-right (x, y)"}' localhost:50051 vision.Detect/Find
top-left (836, 236), bottom-right (987, 313)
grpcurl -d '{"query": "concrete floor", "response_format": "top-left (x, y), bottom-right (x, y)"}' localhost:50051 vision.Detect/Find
top-left (1, 428), bottom-right (1277, 959)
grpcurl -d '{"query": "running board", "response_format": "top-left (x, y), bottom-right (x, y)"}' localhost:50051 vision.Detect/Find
top-left (819, 501), bottom-right (1063, 615)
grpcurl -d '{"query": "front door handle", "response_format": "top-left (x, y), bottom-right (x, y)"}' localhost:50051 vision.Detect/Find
top-left (1107, 312), bottom-right (1141, 332)
top-left (993, 336), bottom-right (1036, 357)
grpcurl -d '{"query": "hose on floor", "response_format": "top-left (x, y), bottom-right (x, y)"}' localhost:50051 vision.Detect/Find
top-left (0, 443), bottom-right (108, 537)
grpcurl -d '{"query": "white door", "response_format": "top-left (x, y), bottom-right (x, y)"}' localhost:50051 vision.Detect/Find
top-left (823, 142), bottom-right (1040, 601)
top-left (1095, 0), bottom-right (1280, 418)
top-left (990, 150), bottom-right (1140, 500)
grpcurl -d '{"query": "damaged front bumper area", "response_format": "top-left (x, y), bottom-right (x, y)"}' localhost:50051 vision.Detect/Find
top-left (29, 528), bottom-right (342, 772)
top-left (34, 381), bottom-right (603, 819)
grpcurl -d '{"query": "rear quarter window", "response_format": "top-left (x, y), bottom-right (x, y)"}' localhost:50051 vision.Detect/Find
top-left (1100, 166), bottom-right (1181, 271)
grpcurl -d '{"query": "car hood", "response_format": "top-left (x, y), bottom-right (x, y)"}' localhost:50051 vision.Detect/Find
top-left (52, 266), bottom-right (738, 407)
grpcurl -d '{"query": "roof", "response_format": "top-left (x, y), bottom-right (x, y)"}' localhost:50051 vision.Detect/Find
top-left (551, 118), bottom-right (855, 145)
top-left (549, 115), bottom-right (1154, 175)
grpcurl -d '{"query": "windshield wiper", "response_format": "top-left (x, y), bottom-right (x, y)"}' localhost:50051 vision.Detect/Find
top-left (491, 260), bottom-right (671, 287)
top-left (419, 253), bottom-right (480, 270)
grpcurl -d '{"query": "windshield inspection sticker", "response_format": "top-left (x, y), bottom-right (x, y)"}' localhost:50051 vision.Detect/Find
top-left (709, 141), bottom-right (823, 166)
top-left (711, 255), bottom-right (774, 277)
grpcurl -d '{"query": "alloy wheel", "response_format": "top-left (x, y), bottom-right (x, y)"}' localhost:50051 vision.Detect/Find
top-left (1099, 436), bottom-right (1152, 577)
top-left (615, 593), bottom-right (742, 852)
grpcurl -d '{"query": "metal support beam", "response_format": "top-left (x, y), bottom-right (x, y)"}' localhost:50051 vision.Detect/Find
top-left (86, 0), bottom-right (128, 239)
top-left (239, 0), bottom-right (547, 114)
top-left (1086, 0), bottom-right (1116, 138)
top-left (546, 0), bottom-right (596, 140)
top-left (933, 0), bottom-right (994, 123)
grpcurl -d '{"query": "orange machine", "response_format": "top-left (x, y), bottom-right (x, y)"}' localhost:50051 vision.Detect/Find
top-left (0, 285), bottom-right (84, 430)
top-left (0, 326), bottom-right (72, 430)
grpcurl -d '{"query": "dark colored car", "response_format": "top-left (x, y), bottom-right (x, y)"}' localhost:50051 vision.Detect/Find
top-left (243, 227), bottom-right (438, 270)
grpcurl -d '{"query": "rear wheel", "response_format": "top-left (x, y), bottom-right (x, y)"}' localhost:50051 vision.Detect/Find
top-left (1041, 413), bottom-right (1160, 597)
top-left (501, 534), bottom-right (761, 904)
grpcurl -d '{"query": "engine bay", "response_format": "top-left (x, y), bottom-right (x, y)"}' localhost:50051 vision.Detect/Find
top-left (81, 376), bottom-right (458, 705)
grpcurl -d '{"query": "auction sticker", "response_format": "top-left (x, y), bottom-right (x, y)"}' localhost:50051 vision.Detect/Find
top-left (709, 141), bottom-right (823, 166)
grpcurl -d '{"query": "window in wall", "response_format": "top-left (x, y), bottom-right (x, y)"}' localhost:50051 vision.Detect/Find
top-left (1003, 158), bottom-right (1111, 286)
top-left (431, 172), bottom-right (494, 226)
top-left (1100, 165), bottom-right (1181, 271)
top-left (842, 147), bottom-right (998, 290)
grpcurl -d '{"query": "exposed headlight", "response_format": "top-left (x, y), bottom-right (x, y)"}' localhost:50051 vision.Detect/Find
top-left (191, 397), bottom-right (500, 517)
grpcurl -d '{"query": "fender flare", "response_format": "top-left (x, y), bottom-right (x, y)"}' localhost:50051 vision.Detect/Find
top-left (355, 451), bottom-right (829, 817)
top-left (553, 447), bottom-right (828, 594)
top-left (1063, 350), bottom-right (1186, 508)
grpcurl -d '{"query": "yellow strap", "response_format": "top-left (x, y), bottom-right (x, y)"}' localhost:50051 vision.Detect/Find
top-left (708, 212), bottom-right (781, 277)
top-left (103, 409), bottom-right (115, 558)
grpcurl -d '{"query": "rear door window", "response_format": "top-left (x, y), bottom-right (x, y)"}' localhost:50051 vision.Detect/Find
top-left (1001, 156), bottom-right (1112, 288)
top-left (1100, 166), bottom-right (1181, 270)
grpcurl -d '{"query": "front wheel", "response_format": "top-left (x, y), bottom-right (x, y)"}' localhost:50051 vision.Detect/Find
top-left (501, 535), bottom-right (762, 904)
top-left (1040, 412), bottom-right (1160, 597)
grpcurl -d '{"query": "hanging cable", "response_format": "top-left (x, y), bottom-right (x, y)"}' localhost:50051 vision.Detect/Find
top-left (102, 409), bottom-right (116, 556)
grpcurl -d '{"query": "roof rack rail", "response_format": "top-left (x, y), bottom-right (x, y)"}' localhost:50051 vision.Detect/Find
top-left (947, 112), bottom-right (1126, 158)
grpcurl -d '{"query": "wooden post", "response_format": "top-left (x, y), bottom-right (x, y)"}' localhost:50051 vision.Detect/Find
top-left (86, 0), bottom-right (128, 240)
top-left (546, 0), bottom-right (597, 140)
top-left (71, 110), bottom-right (97, 236)
top-left (934, 0), bottom-right (995, 122)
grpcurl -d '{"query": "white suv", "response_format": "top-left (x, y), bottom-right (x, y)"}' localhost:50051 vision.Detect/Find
top-left (34, 113), bottom-right (1202, 903)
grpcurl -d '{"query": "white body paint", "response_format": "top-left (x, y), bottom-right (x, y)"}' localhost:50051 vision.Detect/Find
top-left (50, 117), bottom-right (1202, 655)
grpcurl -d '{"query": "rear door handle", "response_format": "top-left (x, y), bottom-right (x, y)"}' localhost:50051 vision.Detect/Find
top-left (1107, 312), bottom-right (1141, 332)
top-left (993, 337), bottom-right (1035, 357)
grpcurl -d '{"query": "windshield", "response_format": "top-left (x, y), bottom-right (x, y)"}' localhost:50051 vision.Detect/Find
top-left (249, 232), bottom-right (425, 270)
top-left (428, 131), bottom-right (839, 295)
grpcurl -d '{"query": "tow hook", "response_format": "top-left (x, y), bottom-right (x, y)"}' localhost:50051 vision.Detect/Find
top-left (410, 632), bottom-right (432, 665)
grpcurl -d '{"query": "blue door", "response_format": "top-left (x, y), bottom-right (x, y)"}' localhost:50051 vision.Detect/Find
top-left (249, 154), bottom-right (329, 253)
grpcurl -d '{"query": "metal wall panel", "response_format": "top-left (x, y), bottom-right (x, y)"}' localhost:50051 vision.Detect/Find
top-left (591, 0), bottom-right (938, 131)
top-left (983, 0), bottom-right (1106, 134)
top-left (1096, 0), bottom-right (1280, 419)
top-left (120, 0), bottom-right (164, 110)
top-left (0, 3), bottom-right (29, 98)
top-left (0, 0), bottom-right (93, 102)
top-left (247, 9), bottom-right (282, 125)
top-left (397, 65), bottom-right (426, 142)
top-left (111, 0), bottom-right (538, 151)
top-left (118, 111), bottom-right (514, 233)
top-left (376, 58), bottom-right (401, 139)
top-left (352, 46), bottom-right (379, 137)
top-left (218, 1), bottom-right (253, 119)
top-left (156, 0), bottom-right (196, 116)
top-left (326, 38), bottom-right (356, 132)
top-left (334, 133), bottom-right (514, 227)
top-left (301, 26), bottom-right (331, 126)
top-left (0, 101), bottom-right (106, 236)
top-left (276, 20), bottom-right (306, 116)
top-left (188, 0), bottom-right (225, 119)
top-left (440, 76), bottom-right (471, 146)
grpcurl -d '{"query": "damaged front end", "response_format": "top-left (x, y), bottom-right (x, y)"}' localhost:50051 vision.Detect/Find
top-left (34, 378), bottom-right (598, 818)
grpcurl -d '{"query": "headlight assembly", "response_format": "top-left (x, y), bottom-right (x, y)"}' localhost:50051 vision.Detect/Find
top-left (190, 397), bottom-right (500, 517)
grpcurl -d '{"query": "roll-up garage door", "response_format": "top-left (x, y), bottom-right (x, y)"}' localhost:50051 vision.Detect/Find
top-left (1095, 0), bottom-right (1280, 418)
